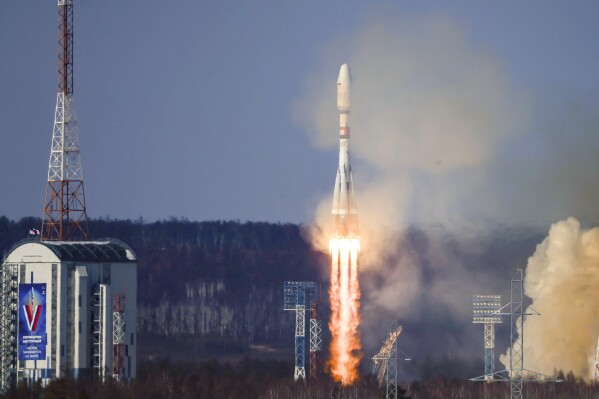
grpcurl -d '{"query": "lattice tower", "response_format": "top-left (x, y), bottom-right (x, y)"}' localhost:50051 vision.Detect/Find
top-left (309, 292), bottom-right (322, 380)
top-left (0, 263), bottom-right (18, 393)
top-left (112, 294), bottom-right (126, 381)
top-left (372, 323), bottom-right (402, 399)
top-left (510, 269), bottom-right (524, 399)
top-left (41, 0), bottom-right (89, 241)
top-left (283, 281), bottom-right (319, 381)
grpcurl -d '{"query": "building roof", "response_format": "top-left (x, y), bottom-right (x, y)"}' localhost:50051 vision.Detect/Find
top-left (3, 238), bottom-right (136, 263)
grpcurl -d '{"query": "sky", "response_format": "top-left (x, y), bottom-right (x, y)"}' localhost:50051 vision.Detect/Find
top-left (1, 1), bottom-right (599, 227)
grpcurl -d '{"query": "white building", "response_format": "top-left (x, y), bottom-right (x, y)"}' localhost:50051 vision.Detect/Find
top-left (0, 238), bottom-right (137, 391)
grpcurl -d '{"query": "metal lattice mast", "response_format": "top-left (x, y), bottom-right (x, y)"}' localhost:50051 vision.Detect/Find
top-left (510, 269), bottom-right (524, 399)
top-left (473, 295), bottom-right (502, 381)
top-left (372, 322), bottom-right (403, 399)
top-left (112, 294), bottom-right (126, 381)
top-left (0, 263), bottom-right (18, 393)
top-left (594, 336), bottom-right (599, 381)
top-left (283, 281), bottom-right (319, 381)
top-left (470, 269), bottom-right (560, 392)
top-left (41, 0), bottom-right (89, 241)
top-left (295, 288), bottom-right (306, 380)
top-left (309, 288), bottom-right (322, 380)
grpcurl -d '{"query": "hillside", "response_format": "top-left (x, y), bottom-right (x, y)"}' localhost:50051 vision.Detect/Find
top-left (0, 216), bottom-right (546, 379)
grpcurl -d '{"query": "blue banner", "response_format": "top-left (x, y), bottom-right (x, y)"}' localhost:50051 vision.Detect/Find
top-left (18, 283), bottom-right (47, 361)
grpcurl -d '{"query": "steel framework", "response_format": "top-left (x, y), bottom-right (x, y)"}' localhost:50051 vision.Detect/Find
top-left (472, 295), bottom-right (502, 381)
top-left (510, 269), bottom-right (524, 398)
top-left (112, 294), bottom-right (126, 381)
top-left (93, 284), bottom-right (108, 381)
top-left (470, 269), bottom-right (561, 399)
top-left (0, 263), bottom-right (18, 393)
top-left (283, 281), bottom-right (320, 381)
top-left (41, 0), bottom-right (89, 241)
top-left (309, 288), bottom-right (322, 380)
top-left (372, 322), bottom-right (403, 399)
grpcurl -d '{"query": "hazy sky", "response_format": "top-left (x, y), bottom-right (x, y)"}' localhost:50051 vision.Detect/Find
top-left (1, 1), bottom-right (599, 226)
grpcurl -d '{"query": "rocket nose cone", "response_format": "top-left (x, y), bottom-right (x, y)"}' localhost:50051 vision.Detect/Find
top-left (337, 63), bottom-right (351, 112)
top-left (337, 64), bottom-right (351, 86)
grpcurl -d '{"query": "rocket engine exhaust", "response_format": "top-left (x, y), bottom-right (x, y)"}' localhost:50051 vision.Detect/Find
top-left (328, 63), bottom-right (362, 385)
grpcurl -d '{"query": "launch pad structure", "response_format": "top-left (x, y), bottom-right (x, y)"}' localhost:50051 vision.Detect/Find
top-left (372, 321), bottom-right (405, 399)
top-left (470, 269), bottom-right (562, 399)
top-left (283, 281), bottom-right (322, 381)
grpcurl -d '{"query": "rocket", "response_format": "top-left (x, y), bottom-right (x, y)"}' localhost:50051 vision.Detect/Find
top-left (331, 64), bottom-right (359, 237)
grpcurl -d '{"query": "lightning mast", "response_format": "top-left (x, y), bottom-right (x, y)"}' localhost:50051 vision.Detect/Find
top-left (372, 322), bottom-right (403, 399)
top-left (309, 286), bottom-right (322, 380)
top-left (41, 0), bottom-right (89, 241)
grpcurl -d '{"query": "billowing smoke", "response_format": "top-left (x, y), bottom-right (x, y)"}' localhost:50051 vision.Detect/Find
top-left (295, 11), bottom-right (532, 231)
top-left (294, 10), bottom-right (532, 359)
top-left (500, 217), bottom-right (599, 379)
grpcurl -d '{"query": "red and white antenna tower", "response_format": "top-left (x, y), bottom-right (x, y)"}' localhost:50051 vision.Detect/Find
top-left (41, 0), bottom-right (89, 241)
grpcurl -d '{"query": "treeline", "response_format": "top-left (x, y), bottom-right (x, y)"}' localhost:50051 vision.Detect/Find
top-left (0, 216), bottom-right (325, 358)
top-left (1, 359), bottom-right (598, 399)
top-left (0, 216), bottom-right (325, 305)
top-left (0, 359), bottom-right (391, 399)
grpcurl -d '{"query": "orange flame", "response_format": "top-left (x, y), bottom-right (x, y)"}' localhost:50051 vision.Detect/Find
top-left (328, 237), bottom-right (362, 385)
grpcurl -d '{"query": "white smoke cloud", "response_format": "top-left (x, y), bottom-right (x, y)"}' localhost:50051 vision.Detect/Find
top-left (294, 10), bottom-right (533, 356)
top-left (294, 11), bottom-right (533, 229)
top-left (500, 217), bottom-right (599, 379)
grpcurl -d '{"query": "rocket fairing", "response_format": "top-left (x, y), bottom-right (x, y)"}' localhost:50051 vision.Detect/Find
top-left (331, 64), bottom-right (359, 237)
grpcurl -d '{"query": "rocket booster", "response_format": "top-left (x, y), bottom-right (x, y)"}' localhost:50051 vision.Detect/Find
top-left (331, 64), bottom-right (359, 237)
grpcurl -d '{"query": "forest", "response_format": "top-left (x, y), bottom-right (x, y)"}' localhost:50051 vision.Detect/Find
top-left (3, 216), bottom-right (585, 398)
top-left (1, 358), bottom-right (598, 399)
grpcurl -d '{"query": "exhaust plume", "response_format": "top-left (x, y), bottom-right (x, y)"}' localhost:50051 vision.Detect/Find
top-left (294, 9), bottom-right (532, 359)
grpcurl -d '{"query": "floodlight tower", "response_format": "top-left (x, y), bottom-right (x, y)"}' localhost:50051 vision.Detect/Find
top-left (41, 0), bottom-right (89, 241)
top-left (472, 295), bottom-right (502, 381)
top-left (372, 322), bottom-right (403, 399)
top-left (283, 281), bottom-right (320, 381)
top-left (470, 269), bottom-right (560, 399)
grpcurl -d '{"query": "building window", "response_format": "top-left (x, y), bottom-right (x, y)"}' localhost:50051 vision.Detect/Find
top-left (61, 345), bottom-right (65, 357)
top-left (78, 321), bottom-right (81, 334)
top-left (78, 294), bottom-right (82, 307)
top-left (131, 333), bottom-right (134, 345)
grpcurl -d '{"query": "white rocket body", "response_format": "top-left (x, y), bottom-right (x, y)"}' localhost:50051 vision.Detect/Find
top-left (331, 64), bottom-right (359, 237)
